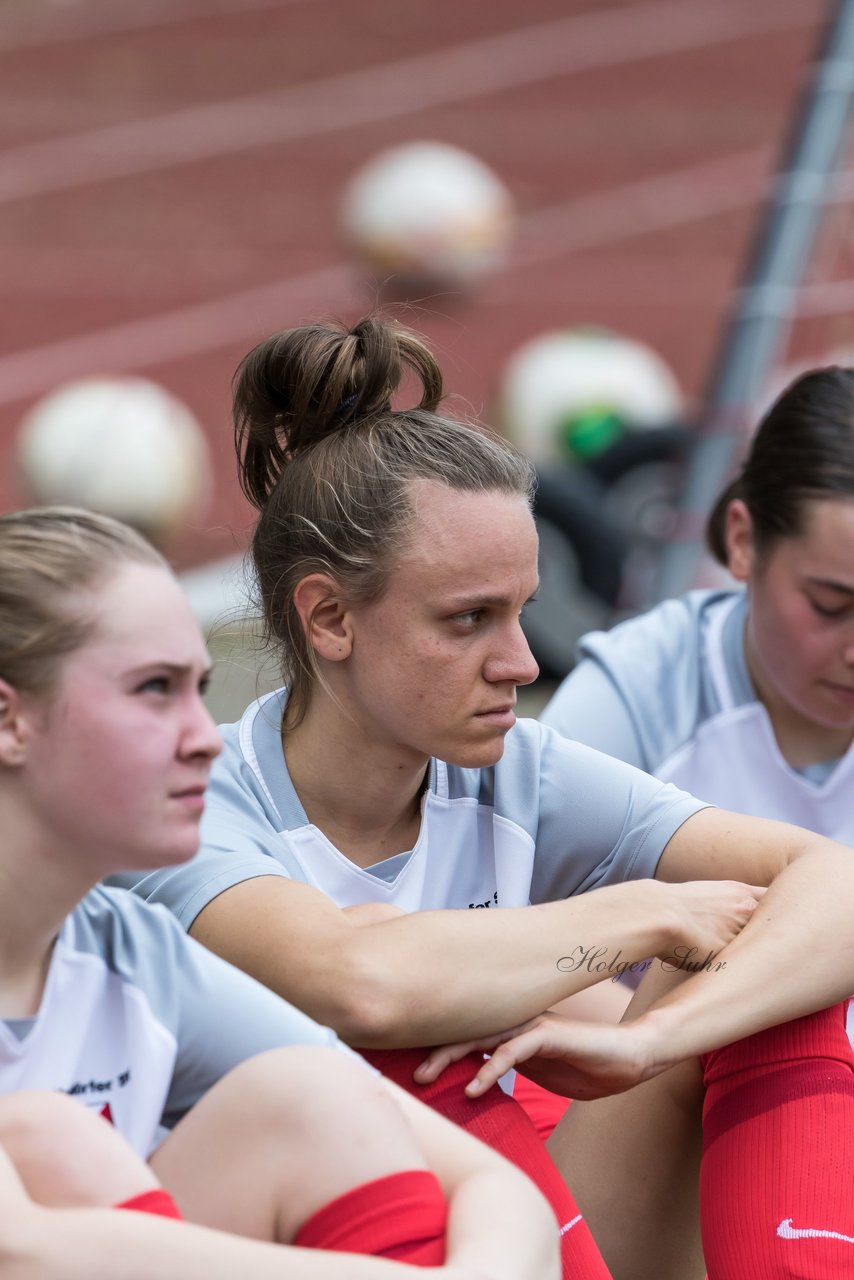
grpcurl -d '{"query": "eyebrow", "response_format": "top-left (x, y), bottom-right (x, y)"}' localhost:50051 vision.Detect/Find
top-left (125, 660), bottom-right (214, 679)
top-left (444, 587), bottom-right (540, 610)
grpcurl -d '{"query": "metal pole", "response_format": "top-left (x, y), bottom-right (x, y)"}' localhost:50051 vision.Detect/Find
top-left (655, 0), bottom-right (854, 601)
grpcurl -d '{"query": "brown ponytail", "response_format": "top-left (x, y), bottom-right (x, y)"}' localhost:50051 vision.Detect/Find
top-left (232, 314), bottom-right (535, 727)
top-left (233, 316), bottom-right (443, 510)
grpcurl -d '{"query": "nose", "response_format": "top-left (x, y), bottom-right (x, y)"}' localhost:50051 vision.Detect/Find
top-left (484, 618), bottom-right (540, 688)
top-left (182, 693), bottom-right (223, 761)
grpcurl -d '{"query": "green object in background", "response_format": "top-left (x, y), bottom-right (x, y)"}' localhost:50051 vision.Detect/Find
top-left (559, 405), bottom-right (624, 460)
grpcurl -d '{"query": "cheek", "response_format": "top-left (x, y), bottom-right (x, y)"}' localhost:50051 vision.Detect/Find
top-left (61, 718), bottom-right (167, 805)
top-left (756, 602), bottom-right (825, 683)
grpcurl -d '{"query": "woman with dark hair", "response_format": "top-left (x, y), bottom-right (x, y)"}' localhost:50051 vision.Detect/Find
top-left (544, 366), bottom-right (854, 871)
top-left (538, 365), bottom-right (854, 1273)
top-left (125, 323), bottom-right (854, 1280)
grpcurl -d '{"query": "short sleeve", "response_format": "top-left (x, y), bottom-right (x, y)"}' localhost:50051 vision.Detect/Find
top-left (529, 725), bottom-right (708, 902)
top-left (121, 811), bottom-right (292, 930)
top-left (162, 922), bottom-right (362, 1129)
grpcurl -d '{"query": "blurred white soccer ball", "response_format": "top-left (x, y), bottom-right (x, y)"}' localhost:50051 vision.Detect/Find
top-left (499, 328), bottom-right (683, 466)
top-left (17, 377), bottom-right (212, 540)
top-left (341, 141), bottom-right (514, 290)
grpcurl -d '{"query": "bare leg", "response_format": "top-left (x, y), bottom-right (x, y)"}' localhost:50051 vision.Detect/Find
top-left (0, 1091), bottom-right (158, 1208)
top-left (548, 965), bottom-right (706, 1280)
top-left (150, 1045), bottom-right (431, 1243)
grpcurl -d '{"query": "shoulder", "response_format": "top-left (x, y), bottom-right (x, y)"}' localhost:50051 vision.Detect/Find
top-left (70, 884), bottom-right (189, 961)
top-left (544, 590), bottom-right (735, 769)
top-left (578, 589), bottom-right (723, 671)
top-left (442, 717), bottom-right (646, 838)
top-left (65, 886), bottom-right (200, 1028)
top-left (445, 723), bottom-right (705, 898)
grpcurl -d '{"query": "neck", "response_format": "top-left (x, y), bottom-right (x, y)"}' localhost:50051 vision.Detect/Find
top-left (0, 796), bottom-right (95, 1015)
top-left (283, 692), bottom-right (428, 868)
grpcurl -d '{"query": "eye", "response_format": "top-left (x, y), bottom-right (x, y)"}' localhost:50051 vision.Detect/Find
top-left (198, 672), bottom-right (212, 697)
top-left (136, 675), bottom-right (172, 695)
top-left (808, 597), bottom-right (852, 619)
top-left (453, 609), bottom-right (485, 628)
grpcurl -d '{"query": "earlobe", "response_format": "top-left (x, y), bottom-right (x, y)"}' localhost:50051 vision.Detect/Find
top-left (292, 574), bottom-right (353, 662)
top-left (723, 499), bottom-right (755, 583)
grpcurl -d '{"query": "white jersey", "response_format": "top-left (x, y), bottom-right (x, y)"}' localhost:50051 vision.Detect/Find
top-left (0, 886), bottom-right (343, 1157)
top-left (116, 689), bottom-right (705, 924)
top-left (541, 589), bottom-right (854, 831)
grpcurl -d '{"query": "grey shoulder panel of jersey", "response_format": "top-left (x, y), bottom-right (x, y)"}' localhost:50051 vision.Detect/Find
top-left (546, 589), bottom-right (733, 771)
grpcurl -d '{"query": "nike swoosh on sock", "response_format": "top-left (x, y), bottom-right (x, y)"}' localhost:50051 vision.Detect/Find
top-left (778, 1219), bottom-right (854, 1244)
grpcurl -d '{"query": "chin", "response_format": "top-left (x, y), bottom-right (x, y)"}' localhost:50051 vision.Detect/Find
top-left (447, 736), bottom-right (509, 769)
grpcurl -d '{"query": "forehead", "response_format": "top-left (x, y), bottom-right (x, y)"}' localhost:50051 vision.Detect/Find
top-left (71, 562), bottom-right (207, 670)
top-left (395, 481), bottom-right (538, 593)
top-left (780, 497), bottom-right (854, 576)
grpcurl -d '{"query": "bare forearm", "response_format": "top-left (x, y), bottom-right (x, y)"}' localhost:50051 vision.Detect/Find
top-left (193, 878), bottom-right (685, 1046)
top-left (641, 845), bottom-right (854, 1067)
top-left (4, 1205), bottom-right (447, 1280)
top-left (351, 882), bottom-right (685, 1043)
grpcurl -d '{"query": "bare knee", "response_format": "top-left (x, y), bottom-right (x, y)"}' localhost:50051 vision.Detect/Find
top-left (154, 1047), bottom-right (428, 1243)
top-left (217, 1046), bottom-right (421, 1156)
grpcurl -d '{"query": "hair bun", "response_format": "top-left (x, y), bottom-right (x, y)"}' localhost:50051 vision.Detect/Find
top-left (233, 314), bottom-right (443, 509)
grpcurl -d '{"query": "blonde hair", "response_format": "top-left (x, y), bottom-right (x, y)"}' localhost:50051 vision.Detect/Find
top-left (0, 507), bottom-right (166, 696)
top-left (233, 314), bottom-right (536, 726)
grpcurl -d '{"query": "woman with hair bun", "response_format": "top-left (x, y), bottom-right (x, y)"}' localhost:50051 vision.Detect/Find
top-left (126, 321), bottom-right (854, 1280)
top-left (0, 505), bottom-right (561, 1280)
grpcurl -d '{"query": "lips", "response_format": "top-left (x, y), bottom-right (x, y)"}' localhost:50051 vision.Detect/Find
top-left (475, 705), bottom-right (517, 727)
top-left (170, 782), bottom-right (209, 801)
top-left (823, 680), bottom-right (854, 698)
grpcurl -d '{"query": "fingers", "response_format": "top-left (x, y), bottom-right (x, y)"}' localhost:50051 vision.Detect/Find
top-left (415, 1020), bottom-right (539, 1084)
top-left (414, 1041), bottom-right (486, 1084)
top-left (463, 1030), bottom-right (552, 1097)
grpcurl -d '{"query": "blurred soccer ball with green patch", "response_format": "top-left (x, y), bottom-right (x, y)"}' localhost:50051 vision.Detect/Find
top-left (499, 328), bottom-right (683, 466)
top-left (341, 141), bottom-right (514, 291)
top-left (17, 377), bottom-right (212, 542)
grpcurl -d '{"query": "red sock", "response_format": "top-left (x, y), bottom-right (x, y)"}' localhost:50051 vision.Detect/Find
top-left (513, 1071), bottom-right (573, 1141)
top-left (294, 1169), bottom-right (445, 1264)
top-left (700, 1002), bottom-right (854, 1279)
top-left (359, 1046), bottom-right (611, 1280)
top-left (114, 1188), bottom-right (183, 1219)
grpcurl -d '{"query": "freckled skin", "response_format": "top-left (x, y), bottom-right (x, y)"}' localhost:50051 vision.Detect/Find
top-left (340, 482), bottom-right (541, 770)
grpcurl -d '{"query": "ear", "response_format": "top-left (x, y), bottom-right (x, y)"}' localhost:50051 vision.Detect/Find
top-left (723, 498), bottom-right (756, 583)
top-left (0, 679), bottom-right (31, 768)
top-left (292, 574), bottom-right (353, 662)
